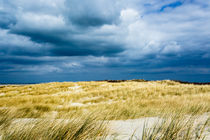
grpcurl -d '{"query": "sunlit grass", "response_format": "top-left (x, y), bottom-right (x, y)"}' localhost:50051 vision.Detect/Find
top-left (141, 113), bottom-right (210, 140)
top-left (0, 80), bottom-right (210, 139)
top-left (0, 109), bottom-right (108, 140)
top-left (0, 80), bottom-right (210, 119)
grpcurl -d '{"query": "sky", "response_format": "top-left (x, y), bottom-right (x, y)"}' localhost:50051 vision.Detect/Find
top-left (0, 0), bottom-right (210, 83)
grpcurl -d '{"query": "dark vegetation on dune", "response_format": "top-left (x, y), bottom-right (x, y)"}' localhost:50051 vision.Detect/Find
top-left (99, 79), bottom-right (210, 85)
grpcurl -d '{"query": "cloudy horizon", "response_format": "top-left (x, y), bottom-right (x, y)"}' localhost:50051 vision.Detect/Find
top-left (0, 0), bottom-right (210, 83)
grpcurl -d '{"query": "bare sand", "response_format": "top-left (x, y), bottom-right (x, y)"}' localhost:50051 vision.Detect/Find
top-left (107, 114), bottom-right (210, 140)
top-left (107, 117), bottom-right (160, 140)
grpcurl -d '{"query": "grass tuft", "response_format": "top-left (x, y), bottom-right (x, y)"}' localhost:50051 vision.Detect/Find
top-left (0, 109), bottom-right (108, 140)
top-left (141, 113), bottom-right (210, 140)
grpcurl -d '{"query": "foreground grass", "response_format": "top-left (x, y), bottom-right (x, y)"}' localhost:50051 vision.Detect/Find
top-left (0, 80), bottom-right (209, 119)
top-left (141, 113), bottom-right (209, 140)
top-left (0, 109), bottom-right (108, 140)
top-left (0, 109), bottom-right (209, 140)
top-left (0, 80), bottom-right (210, 139)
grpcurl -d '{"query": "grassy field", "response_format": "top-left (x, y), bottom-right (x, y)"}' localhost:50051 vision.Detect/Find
top-left (0, 80), bottom-right (210, 139)
top-left (0, 80), bottom-right (209, 119)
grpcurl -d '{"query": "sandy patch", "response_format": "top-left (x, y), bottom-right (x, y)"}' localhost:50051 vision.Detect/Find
top-left (69, 101), bottom-right (113, 107)
top-left (0, 93), bottom-right (5, 96)
top-left (107, 117), bottom-right (160, 140)
top-left (70, 102), bottom-right (85, 107)
top-left (107, 114), bottom-right (210, 140)
top-left (54, 91), bottom-right (72, 95)
top-left (68, 85), bottom-right (81, 90)
top-left (0, 107), bottom-right (9, 110)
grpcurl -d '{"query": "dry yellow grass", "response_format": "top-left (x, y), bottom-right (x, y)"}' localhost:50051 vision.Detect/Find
top-left (0, 109), bottom-right (108, 140)
top-left (141, 113), bottom-right (210, 140)
top-left (0, 80), bottom-right (210, 119)
top-left (0, 80), bottom-right (210, 139)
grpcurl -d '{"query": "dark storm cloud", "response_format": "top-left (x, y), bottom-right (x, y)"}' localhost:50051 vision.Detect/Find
top-left (65, 0), bottom-right (120, 27)
top-left (0, 56), bottom-right (45, 65)
top-left (51, 43), bottom-right (123, 56)
top-left (0, 43), bottom-right (46, 57)
top-left (0, 12), bottom-right (16, 29)
top-left (0, 0), bottom-right (17, 29)
top-left (0, 0), bottom-right (210, 83)
top-left (9, 27), bottom-right (124, 56)
top-left (6, 3), bottom-right (124, 57)
top-left (0, 28), bottom-right (48, 57)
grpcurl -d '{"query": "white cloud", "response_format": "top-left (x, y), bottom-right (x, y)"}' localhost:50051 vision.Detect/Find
top-left (9, 0), bottom-right (65, 14)
top-left (161, 42), bottom-right (181, 54)
top-left (19, 65), bottom-right (62, 73)
top-left (120, 9), bottom-right (140, 24)
top-left (0, 28), bottom-right (42, 48)
top-left (14, 13), bottom-right (66, 31)
top-left (63, 62), bottom-right (82, 68)
top-left (116, 9), bottom-right (179, 59)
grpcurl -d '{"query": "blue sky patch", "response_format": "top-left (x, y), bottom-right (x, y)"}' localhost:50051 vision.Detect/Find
top-left (160, 1), bottom-right (183, 11)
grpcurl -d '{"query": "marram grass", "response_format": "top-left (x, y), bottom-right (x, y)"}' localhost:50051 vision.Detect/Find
top-left (0, 108), bottom-right (209, 140)
top-left (0, 109), bottom-right (108, 140)
top-left (140, 112), bottom-right (210, 140)
top-left (0, 80), bottom-right (210, 139)
top-left (0, 80), bottom-right (209, 119)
